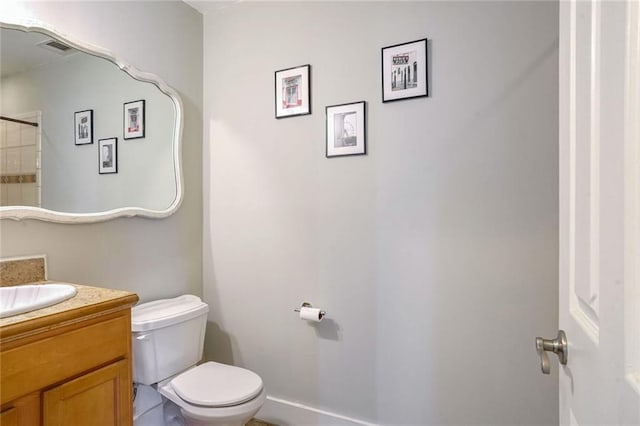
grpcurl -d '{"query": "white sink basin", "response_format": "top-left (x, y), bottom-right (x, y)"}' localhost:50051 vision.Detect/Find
top-left (0, 283), bottom-right (77, 318)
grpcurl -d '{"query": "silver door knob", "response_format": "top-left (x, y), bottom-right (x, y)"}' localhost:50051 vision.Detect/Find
top-left (535, 330), bottom-right (568, 374)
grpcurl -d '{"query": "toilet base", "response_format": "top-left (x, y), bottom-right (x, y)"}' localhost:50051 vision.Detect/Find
top-left (179, 407), bottom-right (245, 426)
top-left (163, 398), bottom-right (186, 426)
top-left (163, 397), bottom-right (254, 426)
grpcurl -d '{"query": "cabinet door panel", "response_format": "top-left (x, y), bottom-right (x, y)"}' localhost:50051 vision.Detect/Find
top-left (43, 360), bottom-right (131, 426)
top-left (0, 407), bottom-right (17, 426)
top-left (1, 392), bottom-right (41, 426)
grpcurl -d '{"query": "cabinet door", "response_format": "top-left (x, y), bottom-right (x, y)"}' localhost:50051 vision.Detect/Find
top-left (0, 407), bottom-right (17, 426)
top-left (43, 360), bottom-right (132, 426)
top-left (1, 392), bottom-right (41, 426)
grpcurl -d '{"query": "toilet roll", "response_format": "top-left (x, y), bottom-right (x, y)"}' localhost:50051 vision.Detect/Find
top-left (299, 307), bottom-right (324, 322)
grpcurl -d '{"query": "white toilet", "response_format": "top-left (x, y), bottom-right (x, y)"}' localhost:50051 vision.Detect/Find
top-left (131, 295), bottom-right (266, 426)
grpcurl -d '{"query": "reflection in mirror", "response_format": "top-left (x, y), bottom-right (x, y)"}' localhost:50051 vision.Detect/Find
top-left (0, 22), bottom-right (183, 222)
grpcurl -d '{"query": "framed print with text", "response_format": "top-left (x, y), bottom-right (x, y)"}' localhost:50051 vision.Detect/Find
top-left (74, 109), bottom-right (93, 145)
top-left (382, 38), bottom-right (428, 102)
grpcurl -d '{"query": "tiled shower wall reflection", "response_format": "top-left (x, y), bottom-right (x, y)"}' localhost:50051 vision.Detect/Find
top-left (0, 112), bottom-right (41, 207)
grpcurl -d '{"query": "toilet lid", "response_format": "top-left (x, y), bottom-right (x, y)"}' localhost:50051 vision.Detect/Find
top-left (171, 362), bottom-right (263, 408)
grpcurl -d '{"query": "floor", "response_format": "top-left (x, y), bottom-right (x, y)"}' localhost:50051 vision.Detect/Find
top-left (247, 420), bottom-right (277, 426)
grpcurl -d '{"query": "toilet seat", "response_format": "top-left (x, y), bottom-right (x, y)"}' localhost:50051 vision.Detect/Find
top-left (171, 362), bottom-right (263, 407)
top-left (158, 373), bottom-right (267, 424)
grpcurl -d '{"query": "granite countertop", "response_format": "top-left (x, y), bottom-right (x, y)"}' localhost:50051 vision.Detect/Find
top-left (0, 281), bottom-right (139, 340)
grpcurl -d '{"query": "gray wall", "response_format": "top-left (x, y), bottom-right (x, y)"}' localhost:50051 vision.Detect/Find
top-left (203, 2), bottom-right (558, 425)
top-left (1, 52), bottom-right (175, 212)
top-left (0, 1), bottom-right (202, 302)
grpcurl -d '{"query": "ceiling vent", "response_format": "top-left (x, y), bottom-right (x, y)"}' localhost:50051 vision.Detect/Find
top-left (36, 39), bottom-right (76, 55)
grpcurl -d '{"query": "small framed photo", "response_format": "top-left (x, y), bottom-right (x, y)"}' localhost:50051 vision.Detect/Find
top-left (325, 101), bottom-right (366, 158)
top-left (98, 137), bottom-right (117, 174)
top-left (123, 99), bottom-right (145, 139)
top-left (275, 64), bottom-right (311, 119)
top-left (381, 38), bottom-right (428, 103)
top-left (74, 109), bottom-right (93, 145)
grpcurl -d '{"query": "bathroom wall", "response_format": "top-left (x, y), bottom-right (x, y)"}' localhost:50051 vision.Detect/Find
top-left (203, 2), bottom-right (559, 425)
top-left (1, 52), bottom-right (175, 212)
top-left (0, 1), bottom-right (203, 302)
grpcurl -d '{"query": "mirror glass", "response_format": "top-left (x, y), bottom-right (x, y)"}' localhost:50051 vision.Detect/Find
top-left (0, 22), bottom-right (183, 222)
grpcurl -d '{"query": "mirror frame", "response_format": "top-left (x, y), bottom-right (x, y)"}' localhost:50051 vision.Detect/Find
top-left (0, 19), bottom-right (184, 223)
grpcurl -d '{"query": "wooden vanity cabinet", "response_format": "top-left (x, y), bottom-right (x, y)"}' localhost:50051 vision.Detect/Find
top-left (43, 359), bottom-right (130, 426)
top-left (0, 301), bottom-right (137, 426)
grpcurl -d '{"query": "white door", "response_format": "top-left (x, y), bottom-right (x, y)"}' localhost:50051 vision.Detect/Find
top-left (558, 0), bottom-right (640, 424)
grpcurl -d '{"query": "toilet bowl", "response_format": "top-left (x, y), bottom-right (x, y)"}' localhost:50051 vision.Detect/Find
top-left (158, 362), bottom-right (267, 426)
top-left (131, 295), bottom-right (266, 426)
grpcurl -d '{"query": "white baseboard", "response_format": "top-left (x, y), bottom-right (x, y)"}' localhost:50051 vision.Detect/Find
top-left (255, 396), bottom-right (379, 426)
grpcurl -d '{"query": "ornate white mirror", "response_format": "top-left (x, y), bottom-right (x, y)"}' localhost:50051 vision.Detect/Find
top-left (0, 20), bottom-right (183, 223)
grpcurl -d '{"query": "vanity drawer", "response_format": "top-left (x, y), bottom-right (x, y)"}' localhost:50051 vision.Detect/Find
top-left (1, 311), bottom-right (131, 405)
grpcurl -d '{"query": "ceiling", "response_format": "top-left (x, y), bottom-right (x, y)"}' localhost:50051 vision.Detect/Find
top-left (1, 28), bottom-right (78, 78)
top-left (2, 1), bottom-right (238, 79)
top-left (182, 0), bottom-right (242, 14)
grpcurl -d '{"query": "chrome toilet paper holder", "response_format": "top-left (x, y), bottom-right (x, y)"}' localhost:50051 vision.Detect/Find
top-left (294, 302), bottom-right (326, 320)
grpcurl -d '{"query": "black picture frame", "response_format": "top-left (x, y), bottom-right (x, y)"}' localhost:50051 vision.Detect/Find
top-left (275, 64), bottom-right (311, 119)
top-left (98, 137), bottom-right (118, 174)
top-left (325, 101), bottom-right (366, 158)
top-left (123, 99), bottom-right (145, 140)
top-left (74, 109), bottom-right (93, 145)
top-left (381, 38), bottom-right (429, 103)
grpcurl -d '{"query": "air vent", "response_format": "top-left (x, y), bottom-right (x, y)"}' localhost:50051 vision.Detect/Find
top-left (36, 39), bottom-right (76, 55)
top-left (45, 40), bottom-right (71, 52)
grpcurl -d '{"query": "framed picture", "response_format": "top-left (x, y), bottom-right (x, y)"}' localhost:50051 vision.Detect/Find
top-left (325, 101), bottom-right (366, 158)
top-left (123, 99), bottom-right (145, 139)
top-left (381, 38), bottom-right (428, 102)
top-left (74, 109), bottom-right (93, 145)
top-left (98, 137), bottom-right (117, 174)
top-left (275, 64), bottom-right (311, 119)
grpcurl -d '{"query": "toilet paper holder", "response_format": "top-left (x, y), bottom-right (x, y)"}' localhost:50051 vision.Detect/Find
top-left (294, 302), bottom-right (326, 320)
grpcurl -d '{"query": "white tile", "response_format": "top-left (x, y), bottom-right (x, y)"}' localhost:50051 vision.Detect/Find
top-left (0, 184), bottom-right (8, 206)
top-left (5, 148), bottom-right (21, 174)
top-left (22, 113), bottom-right (38, 123)
top-left (0, 149), bottom-right (6, 174)
top-left (21, 126), bottom-right (37, 146)
top-left (5, 123), bottom-right (21, 147)
top-left (21, 183), bottom-right (38, 207)
top-left (6, 183), bottom-right (21, 205)
top-left (21, 145), bottom-right (36, 173)
top-left (0, 122), bottom-right (6, 148)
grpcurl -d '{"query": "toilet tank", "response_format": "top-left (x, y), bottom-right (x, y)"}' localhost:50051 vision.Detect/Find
top-left (131, 295), bottom-right (209, 385)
